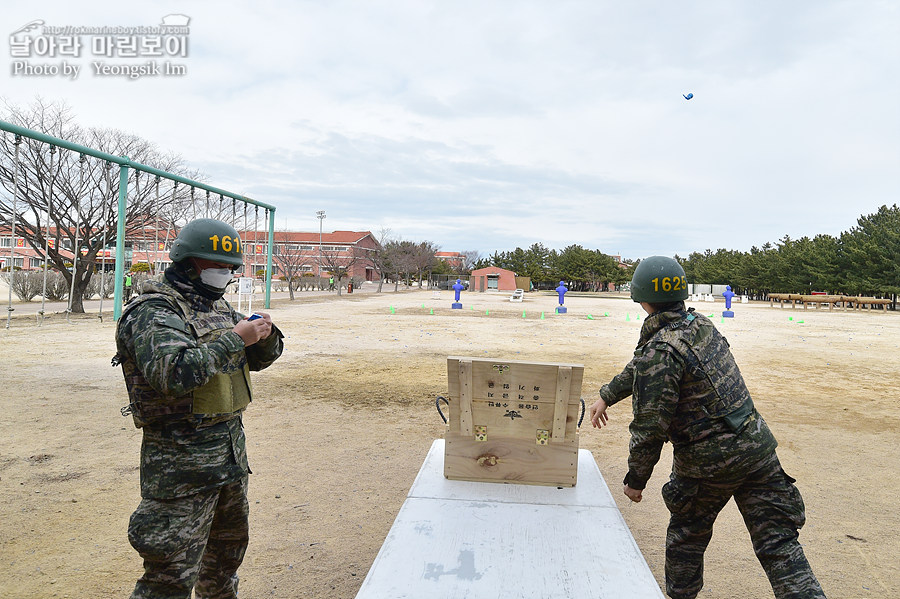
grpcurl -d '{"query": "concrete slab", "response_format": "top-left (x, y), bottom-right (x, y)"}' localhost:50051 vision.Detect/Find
top-left (355, 439), bottom-right (664, 599)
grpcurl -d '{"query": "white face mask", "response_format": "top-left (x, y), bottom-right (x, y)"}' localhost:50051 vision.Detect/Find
top-left (199, 268), bottom-right (233, 290)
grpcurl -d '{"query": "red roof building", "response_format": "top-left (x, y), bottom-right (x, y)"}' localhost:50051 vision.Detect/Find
top-left (265, 230), bottom-right (380, 280)
top-left (434, 251), bottom-right (465, 269)
top-left (1, 226), bottom-right (380, 280)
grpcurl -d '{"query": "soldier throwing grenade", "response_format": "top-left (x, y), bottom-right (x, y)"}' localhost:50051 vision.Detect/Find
top-left (588, 256), bottom-right (825, 599)
top-left (114, 218), bottom-right (284, 599)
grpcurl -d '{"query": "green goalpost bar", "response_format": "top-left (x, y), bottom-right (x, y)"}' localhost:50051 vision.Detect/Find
top-left (0, 119), bottom-right (277, 320)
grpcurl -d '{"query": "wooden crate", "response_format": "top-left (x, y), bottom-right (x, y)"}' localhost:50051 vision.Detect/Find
top-left (443, 356), bottom-right (584, 487)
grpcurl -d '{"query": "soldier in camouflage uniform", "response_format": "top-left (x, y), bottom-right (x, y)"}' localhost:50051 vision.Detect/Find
top-left (115, 218), bottom-right (284, 599)
top-left (588, 256), bottom-right (825, 599)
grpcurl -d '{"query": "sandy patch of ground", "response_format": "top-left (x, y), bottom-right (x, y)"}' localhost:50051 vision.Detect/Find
top-left (1, 288), bottom-right (897, 598)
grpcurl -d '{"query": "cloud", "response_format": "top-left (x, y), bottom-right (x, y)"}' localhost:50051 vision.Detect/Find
top-left (191, 124), bottom-right (651, 251)
top-left (1, 0), bottom-right (897, 260)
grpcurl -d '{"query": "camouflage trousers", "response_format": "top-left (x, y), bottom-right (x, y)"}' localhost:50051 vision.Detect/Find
top-left (662, 457), bottom-right (825, 599)
top-left (128, 477), bottom-right (249, 599)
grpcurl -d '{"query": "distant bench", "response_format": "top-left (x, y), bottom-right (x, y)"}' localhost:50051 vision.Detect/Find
top-left (768, 293), bottom-right (892, 312)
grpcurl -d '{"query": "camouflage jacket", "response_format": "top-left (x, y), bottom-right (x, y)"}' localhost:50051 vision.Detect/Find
top-left (600, 307), bottom-right (777, 488)
top-left (115, 273), bottom-right (283, 498)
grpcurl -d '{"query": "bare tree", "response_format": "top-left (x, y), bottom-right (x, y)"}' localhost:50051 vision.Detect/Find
top-left (460, 250), bottom-right (481, 275)
top-left (376, 239), bottom-right (438, 288)
top-left (271, 232), bottom-right (311, 300)
top-left (371, 227), bottom-right (396, 293)
top-left (0, 99), bottom-right (199, 312)
top-left (377, 239), bottom-right (405, 292)
top-left (410, 240), bottom-right (439, 288)
top-left (393, 240), bottom-right (419, 287)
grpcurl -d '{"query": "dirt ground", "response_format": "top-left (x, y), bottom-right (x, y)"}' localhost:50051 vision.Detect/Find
top-left (1, 286), bottom-right (898, 598)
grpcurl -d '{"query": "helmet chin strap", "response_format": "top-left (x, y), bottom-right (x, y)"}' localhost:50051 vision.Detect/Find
top-left (184, 258), bottom-right (203, 280)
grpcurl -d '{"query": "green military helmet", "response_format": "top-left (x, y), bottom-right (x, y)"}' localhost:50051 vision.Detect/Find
top-left (630, 256), bottom-right (689, 303)
top-left (169, 218), bottom-right (244, 268)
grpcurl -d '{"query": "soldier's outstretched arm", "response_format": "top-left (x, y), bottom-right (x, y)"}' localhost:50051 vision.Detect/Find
top-left (625, 346), bottom-right (684, 489)
top-left (591, 356), bottom-right (640, 428)
top-left (598, 357), bottom-right (637, 408)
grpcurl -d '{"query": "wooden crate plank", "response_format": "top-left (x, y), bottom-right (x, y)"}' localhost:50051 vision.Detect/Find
top-left (444, 432), bottom-right (578, 487)
top-left (552, 366), bottom-right (572, 442)
top-left (458, 359), bottom-right (473, 437)
top-left (412, 440), bottom-right (615, 506)
top-left (462, 399), bottom-right (579, 438)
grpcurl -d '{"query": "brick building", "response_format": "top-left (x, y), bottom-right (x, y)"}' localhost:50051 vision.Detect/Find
top-left (1, 226), bottom-right (380, 281)
top-left (266, 230), bottom-right (380, 280)
top-left (469, 266), bottom-right (518, 292)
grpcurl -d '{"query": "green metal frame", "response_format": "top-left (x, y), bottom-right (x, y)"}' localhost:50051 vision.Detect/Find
top-left (0, 119), bottom-right (277, 320)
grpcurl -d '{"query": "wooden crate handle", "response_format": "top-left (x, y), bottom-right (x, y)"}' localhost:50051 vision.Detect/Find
top-left (552, 366), bottom-right (572, 442)
top-left (458, 359), bottom-right (473, 437)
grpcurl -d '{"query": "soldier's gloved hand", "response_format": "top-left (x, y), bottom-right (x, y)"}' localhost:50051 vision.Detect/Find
top-left (589, 398), bottom-right (609, 428)
top-left (234, 312), bottom-right (272, 346)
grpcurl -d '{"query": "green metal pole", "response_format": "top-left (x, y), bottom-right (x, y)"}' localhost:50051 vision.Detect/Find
top-left (265, 208), bottom-right (275, 308)
top-left (113, 162), bottom-right (129, 321)
top-left (0, 119), bottom-right (278, 319)
top-left (0, 120), bottom-right (124, 164)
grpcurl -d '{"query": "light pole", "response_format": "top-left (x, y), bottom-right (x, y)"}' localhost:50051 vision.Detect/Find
top-left (316, 210), bottom-right (326, 278)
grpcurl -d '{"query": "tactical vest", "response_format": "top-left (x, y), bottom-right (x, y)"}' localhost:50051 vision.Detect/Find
top-left (115, 280), bottom-right (252, 428)
top-left (652, 312), bottom-right (755, 444)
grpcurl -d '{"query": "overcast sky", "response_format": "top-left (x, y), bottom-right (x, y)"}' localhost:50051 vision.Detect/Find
top-left (3, 1), bottom-right (898, 261)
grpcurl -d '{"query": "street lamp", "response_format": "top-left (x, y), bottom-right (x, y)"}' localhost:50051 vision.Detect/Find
top-left (316, 210), bottom-right (326, 277)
